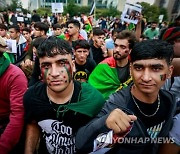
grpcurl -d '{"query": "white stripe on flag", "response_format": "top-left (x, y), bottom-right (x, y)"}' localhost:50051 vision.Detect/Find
top-left (90, 1), bottom-right (95, 15)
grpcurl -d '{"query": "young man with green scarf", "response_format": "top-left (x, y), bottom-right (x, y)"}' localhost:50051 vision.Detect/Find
top-left (0, 38), bottom-right (27, 153)
top-left (23, 36), bottom-right (105, 154)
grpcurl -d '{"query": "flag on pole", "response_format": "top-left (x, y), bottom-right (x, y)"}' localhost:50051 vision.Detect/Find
top-left (89, 0), bottom-right (96, 15)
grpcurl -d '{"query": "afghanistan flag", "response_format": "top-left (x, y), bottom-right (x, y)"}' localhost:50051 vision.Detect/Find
top-left (88, 57), bottom-right (132, 100)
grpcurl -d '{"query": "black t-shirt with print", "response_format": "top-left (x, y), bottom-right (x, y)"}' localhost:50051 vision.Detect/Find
top-left (74, 58), bottom-right (96, 81)
top-left (24, 81), bottom-right (92, 154)
top-left (130, 91), bottom-right (171, 138)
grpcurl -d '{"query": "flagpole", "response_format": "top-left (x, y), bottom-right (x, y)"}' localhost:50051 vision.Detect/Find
top-left (94, 0), bottom-right (96, 20)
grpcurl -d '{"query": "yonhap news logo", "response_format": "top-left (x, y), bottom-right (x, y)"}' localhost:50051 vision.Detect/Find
top-left (112, 136), bottom-right (175, 144)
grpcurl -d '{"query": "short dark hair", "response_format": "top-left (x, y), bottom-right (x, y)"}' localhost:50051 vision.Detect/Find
top-left (34, 22), bottom-right (49, 34)
top-left (73, 39), bottom-right (90, 50)
top-left (115, 30), bottom-right (137, 49)
top-left (130, 39), bottom-right (174, 65)
top-left (67, 19), bottom-right (80, 29)
top-left (93, 27), bottom-right (105, 36)
top-left (9, 25), bottom-right (20, 32)
top-left (0, 24), bottom-right (8, 30)
top-left (22, 27), bottom-right (31, 33)
top-left (53, 23), bottom-right (62, 30)
top-left (32, 37), bottom-right (46, 49)
top-left (112, 28), bottom-right (122, 36)
top-left (37, 36), bottom-right (72, 58)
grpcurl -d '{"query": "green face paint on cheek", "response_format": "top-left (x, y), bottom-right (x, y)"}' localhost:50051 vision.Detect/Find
top-left (41, 68), bottom-right (49, 82)
top-left (160, 74), bottom-right (167, 81)
top-left (63, 62), bottom-right (72, 83)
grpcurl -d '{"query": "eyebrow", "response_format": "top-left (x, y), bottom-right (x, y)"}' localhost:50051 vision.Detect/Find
top-left (133, 63), bottom-right (164, 68)
top-left (41, 58), bottom-right (68, 65)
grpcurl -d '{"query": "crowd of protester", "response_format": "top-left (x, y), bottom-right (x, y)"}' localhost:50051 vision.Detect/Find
top-left (0, 8), bottom-right (179, 154)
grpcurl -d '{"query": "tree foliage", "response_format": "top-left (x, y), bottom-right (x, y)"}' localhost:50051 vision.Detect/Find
top-left (140, 2), bottom-right (168, 23)
top-left (37, 8), bottom-right (51, 16)
top-left (96, 7), bottom-right (121, 18)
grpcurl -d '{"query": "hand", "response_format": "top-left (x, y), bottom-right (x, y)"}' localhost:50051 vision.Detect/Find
top-left (25, 59), bottom-right (33, 67)
top-left (106, 108), bottom-right (137, 134)
top-left (101, 42), bottom-right (108, 57)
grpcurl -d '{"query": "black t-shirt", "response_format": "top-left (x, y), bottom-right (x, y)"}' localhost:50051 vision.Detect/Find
top-left (116, 62), bottom-right (130, 83)
top-left (130, 91), bottom-right (171, 138)
top-left (74, 58), bottom-right (96, 82)
top-left (24, 81), bottom-right (92, 153)
top-left (91, 44), bottom-right (105, 64)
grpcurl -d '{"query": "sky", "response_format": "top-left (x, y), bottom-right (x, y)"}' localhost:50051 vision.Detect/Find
top-left (21, 0), bottom-right (28, 9)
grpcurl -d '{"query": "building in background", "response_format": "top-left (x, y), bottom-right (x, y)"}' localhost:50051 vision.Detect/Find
top-left (154, 0), bottom-right (180, 21)
top-left (28, 0), bottom-right (126, 12)
top-left (0, 0), bottom-right (7, 8)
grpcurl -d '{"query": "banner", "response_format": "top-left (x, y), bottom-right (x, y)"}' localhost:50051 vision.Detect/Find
top-left (52, 3), bottom-right (63, 13)
top-left (121, 3), bottom-right (142, 24)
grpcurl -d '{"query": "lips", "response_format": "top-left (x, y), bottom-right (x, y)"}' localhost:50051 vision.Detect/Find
top-left (140, 83), bottom-right (154, 87)
top-left (50, 80), bottom-right (63, 85)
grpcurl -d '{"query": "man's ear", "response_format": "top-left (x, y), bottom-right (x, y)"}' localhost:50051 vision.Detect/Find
top-left (167, 65), bottom-right (174, 79)
top-left (40, 30), bottom-right (45, 36)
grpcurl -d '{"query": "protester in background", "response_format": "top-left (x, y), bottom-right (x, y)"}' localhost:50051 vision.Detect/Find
top-left (144, 21), bottom-right (159, 39)
top-left (73, 39), bottom-right (96, 82)
top-left (0, 37), bottom-right (27, 154)
top-left (89, 30), bottom-right (136, 100)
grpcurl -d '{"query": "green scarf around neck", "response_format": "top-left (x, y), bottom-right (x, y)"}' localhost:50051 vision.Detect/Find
top-left (0, 55), bottom-right (10, 77)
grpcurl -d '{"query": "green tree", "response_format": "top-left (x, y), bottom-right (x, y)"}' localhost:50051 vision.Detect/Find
top-left (140, 2), bottom-right (168, 23)
top-left (159, 8), bottom-right (168, 21)
top-left (6, 0), bottom-right (22, 12)
top-left (37, 7), bottom-right (51, 16)
top-left (64, 0), bottom-right (78, 17)
top-left (96, 7), bottom-right (120, 18)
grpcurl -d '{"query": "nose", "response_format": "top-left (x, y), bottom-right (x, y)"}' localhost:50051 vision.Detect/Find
top-left (80, 52), bottom-right (85, 57)
top-left (49, 65), bottom-right (60, 77)
top-left (141, 69), bottom-right (152, 82)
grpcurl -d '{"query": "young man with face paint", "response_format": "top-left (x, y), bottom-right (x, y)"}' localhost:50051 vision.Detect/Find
top-left (88, 30), bottom-right (136, 100)
top-left (23, 36), bottom-right (105, 154)
top-left (75, 40), bottom-right (176, 154)
top-left (73, 39), bottom-right (96, 82)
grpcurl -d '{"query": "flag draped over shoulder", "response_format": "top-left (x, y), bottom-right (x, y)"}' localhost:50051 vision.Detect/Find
top-left (88, 57), bottom-right (120, 100)
top-left (58, 82), bottom-right (105, 118)
top-left (88, 57), bottom-right (132, 100)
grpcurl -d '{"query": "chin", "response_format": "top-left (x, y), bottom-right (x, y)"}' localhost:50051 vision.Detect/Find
top-left (49, 85), bottom-right (67, 93)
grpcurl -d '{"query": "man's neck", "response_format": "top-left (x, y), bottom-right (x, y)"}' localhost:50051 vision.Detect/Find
top-left (116, 57), bottom-right (129, 67)
top-left (131, 84), bottom-right (159, 104)
top-left (16, 36), bottom-right (20, 43)
top-left (47, 81), bottom-right (74, 104)
top-left (70, 33), bottom-right (79, 41)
